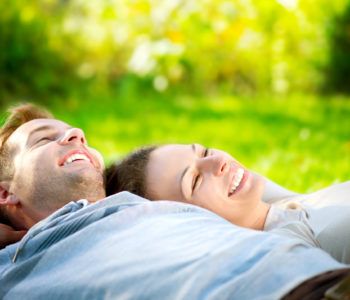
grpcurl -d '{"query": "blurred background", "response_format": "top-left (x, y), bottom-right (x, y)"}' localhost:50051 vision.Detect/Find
top-left (0, 0), bottom-right (349, 192)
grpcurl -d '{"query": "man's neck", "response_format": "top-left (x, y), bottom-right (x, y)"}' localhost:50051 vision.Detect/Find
top-left (0, 206), bottom-right (11, 226)
top-left (4, 205), bottom-right (42, 230)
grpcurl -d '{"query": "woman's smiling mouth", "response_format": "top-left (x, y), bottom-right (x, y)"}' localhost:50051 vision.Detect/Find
top-left (228, 167), bottom-right (244, 196)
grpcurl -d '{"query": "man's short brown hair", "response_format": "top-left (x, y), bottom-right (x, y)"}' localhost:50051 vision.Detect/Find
top-left (0, 103), bottom-right (53, 181)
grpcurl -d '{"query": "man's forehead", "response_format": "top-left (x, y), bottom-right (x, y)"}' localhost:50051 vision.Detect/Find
top-left (8, 118), bottom-right (72, 143)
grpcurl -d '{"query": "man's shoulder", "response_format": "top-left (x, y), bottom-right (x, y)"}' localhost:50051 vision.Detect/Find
top-left (97, 191), bottom-right (150, 207)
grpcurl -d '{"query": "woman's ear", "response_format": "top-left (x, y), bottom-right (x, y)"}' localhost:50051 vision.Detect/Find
top-left (0, 181), bottom-right (19, 206)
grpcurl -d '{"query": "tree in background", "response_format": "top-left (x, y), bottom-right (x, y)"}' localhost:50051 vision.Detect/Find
top-left (325, 2), bottom-right (350, 93)
top-left (0, 2), bottom-right (79, 106)
top-left (0, 0), bottom-right (350, 104)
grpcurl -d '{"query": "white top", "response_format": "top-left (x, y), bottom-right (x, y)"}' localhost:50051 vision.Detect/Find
top-left (264, 181), bottom-right (350, 264)
top-left (264, 205), bottom-right (320, 248)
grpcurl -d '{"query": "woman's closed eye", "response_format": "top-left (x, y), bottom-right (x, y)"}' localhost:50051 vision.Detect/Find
top-left (192, 174), bottom-right (200, 191)
top-left (192, 147), bottom-right (209, 191)
top-left (203, 148), bottom-right (209, 157)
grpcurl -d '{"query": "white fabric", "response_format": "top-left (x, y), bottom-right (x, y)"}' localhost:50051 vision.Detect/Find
top-left (261, 175), bottom-right (298, 203)
top-left (265, 181), bottom-right (350, 264)
top-left (264, 205), bottom-right (320, 248)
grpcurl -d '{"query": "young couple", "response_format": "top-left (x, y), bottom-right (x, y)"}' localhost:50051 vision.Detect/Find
top-left (1, 103), bottom-right (350, 299)
top-left (107, 143), bottom-right (350, 264)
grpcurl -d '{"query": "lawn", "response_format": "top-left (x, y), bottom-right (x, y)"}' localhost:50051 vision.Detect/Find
top-left (45, 90), bottom-right (350, 194)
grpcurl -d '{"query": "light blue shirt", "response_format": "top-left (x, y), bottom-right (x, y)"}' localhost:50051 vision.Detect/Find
top-left (0, 192), bottom-right (347, 299)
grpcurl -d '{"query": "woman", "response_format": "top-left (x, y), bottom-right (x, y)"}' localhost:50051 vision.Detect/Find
top-left (106, 144), bottom-right (350, 264)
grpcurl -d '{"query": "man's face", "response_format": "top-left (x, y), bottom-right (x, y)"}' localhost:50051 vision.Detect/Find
top-left (7, 118), bottom-right (105, 222)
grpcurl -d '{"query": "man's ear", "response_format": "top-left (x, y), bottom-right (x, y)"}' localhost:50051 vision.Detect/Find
top-left (0, 181), bottom-right (19, 206)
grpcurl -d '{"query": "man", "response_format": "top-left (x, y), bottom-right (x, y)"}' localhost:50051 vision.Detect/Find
top-left (0, 103), bottom-right (349, 299)
top-left (0, 103), bottom-right (105, 241)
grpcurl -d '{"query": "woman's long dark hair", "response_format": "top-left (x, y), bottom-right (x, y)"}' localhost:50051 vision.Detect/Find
top-left (106, 146), bottom-right (157, 198)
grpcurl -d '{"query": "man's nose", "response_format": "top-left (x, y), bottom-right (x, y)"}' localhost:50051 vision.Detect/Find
top-left (59, 128), bottom-right (87, 146)
top-left (197, 155), bottom-right (227, 176)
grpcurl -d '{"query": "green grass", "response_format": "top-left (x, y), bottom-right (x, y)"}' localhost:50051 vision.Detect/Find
top-left (43, 89), bottom-right (350, 194)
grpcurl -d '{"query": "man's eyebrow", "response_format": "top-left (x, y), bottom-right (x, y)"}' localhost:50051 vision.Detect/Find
top-left (179, 144), bottom-right (197, 199)
top-left (28, 125), bottom-right (52, 137)
top-left (27, 124), bottom-right (72, 143)
top-left (29, 125), bottom-right (72, 136)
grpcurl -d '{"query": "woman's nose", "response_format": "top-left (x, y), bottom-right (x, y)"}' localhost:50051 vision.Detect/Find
top-left (197, 154), bottom-right (227, 176)
top-left (59, 128), bottom-right (87, 145)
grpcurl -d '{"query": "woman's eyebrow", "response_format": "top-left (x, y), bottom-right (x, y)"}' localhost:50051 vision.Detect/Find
top-left (191, 143), bottom-right (196, 153)
top-left (179, 144), bottom-right (197, 199)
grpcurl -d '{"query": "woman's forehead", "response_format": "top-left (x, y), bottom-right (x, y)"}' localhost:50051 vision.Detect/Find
top-left (148, 145), bottom-right (191, 182)
top-left (153, 144), bottom-right (192, 163)
top-left (147, 144), bottom-right (191, 200)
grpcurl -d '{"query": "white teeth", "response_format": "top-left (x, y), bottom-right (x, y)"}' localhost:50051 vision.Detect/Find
top-left (63, 154), bottom-right (90, 166)
top-left (229, 168), bottom-right (244, 195)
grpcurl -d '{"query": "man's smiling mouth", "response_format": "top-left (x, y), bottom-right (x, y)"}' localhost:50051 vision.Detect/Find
top-left (59, 150), bottom-right (94, 167)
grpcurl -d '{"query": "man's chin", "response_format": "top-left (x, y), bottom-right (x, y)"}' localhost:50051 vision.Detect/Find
top-left (65, 166), bottom-right (103, 181)
top-left (63, 169), bottom-right (105, 194)
top-left (67, 179), bottom-right (105, 202)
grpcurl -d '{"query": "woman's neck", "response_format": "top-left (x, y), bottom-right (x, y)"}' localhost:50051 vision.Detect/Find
top-left (249, 202), bottom-right (271, 231)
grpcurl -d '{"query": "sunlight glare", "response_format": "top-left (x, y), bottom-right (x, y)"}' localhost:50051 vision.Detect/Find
top-left (276, 0), bottom-right (298, 10)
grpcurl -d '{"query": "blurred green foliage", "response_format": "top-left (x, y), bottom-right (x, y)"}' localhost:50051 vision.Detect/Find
top-left (0, 0), bottom-right (349, 192)
top-left (1, 0), bottom-right (350, 99)
top-left (326, 2), bottom-right (350, 93)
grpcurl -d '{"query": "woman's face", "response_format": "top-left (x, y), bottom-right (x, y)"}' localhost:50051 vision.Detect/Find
top-left (146, 144), bottom-right (267, 227)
